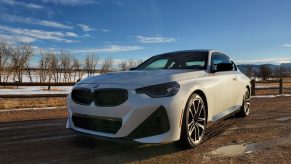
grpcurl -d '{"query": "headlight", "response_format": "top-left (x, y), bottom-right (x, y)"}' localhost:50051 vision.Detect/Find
top-left (136, 82), bottom-right (180, 98)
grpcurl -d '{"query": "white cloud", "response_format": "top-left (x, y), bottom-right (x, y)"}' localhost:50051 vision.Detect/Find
top-left (38, 20), bottom-right (73, 29)
top-left (41, 0), bottom-right (97, 6)
top-left (136, 35), bottom-right (176, 43)
top-left (66, 32), bottom-right (78, 37)
top-left (237, 57), bottom-right (291, 65)
top-left (78, 24), bottom-right (95, 32)
top-left (0, 13), bottom-right (73, 29)
top-left (0, 33), bottom-right (36, 43)
top-left (281, 44), bottom-right (291, 47)
top-left (0, 0), bottom-right (43, 9)
top-left (72, 45), bottom-right (143, 54)
top-left (78, 24), bottom-right (109, 33)
top-left (0, 25), bottom-right (76, 43)
top-left (24, 3), bottom-right (43, 9)
top-left (100, 29), bottom-right (110, 32)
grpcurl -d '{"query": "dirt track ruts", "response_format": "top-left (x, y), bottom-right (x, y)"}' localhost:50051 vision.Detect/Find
top-left (0, 96), bottom-right (291, 163)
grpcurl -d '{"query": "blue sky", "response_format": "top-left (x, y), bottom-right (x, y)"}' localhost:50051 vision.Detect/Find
top-left (0, 0), bottom-right (291, 65)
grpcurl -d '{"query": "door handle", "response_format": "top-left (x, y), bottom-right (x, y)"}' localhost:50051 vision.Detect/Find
top-left (233, 76), bottom-right (237, 81)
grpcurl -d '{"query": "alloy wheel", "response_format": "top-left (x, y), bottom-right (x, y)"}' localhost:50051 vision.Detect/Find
top-left (187, 96), bottom-right (206, 144)
top-left (243, 90), bottom-right (251, 115)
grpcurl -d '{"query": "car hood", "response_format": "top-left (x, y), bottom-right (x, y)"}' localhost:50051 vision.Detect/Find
top-left (79, 70), bottom-right (206, 86)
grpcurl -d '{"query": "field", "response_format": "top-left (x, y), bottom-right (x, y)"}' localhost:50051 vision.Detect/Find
top-left (0, 96), bottom-right (290, 163)
top-left (0, 97), bottom-right (67, 122)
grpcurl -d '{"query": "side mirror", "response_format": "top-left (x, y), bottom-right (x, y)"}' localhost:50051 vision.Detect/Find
top-left (129, 67), bottom-right (136, 71)
top-left (217, 63), bottom-right (234, 72)
top-left (211, 63), bottom-right (233, 73)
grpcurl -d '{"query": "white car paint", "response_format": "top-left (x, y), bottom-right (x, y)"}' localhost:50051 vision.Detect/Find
top-left (66, 50), bottom-right (250, 143)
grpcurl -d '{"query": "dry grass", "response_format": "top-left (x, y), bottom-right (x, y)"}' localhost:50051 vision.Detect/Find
top-left (0, 107), bottom-right (67, 122)
top-left (0, 86), bottom-right (18, 89)
top-left (0, 97), bottom-right (66, 110)
top-left (42, 88), bottom-right (64, 91)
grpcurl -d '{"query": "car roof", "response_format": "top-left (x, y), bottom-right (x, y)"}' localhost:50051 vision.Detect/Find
top-left (155, 49), bottom-right (219, 56)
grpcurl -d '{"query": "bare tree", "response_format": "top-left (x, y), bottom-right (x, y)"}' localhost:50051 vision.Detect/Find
top-left (118, 59), bottom-right (143, 71)
top-left (118, 61), bottom-right (128, 71)
top-left (100, 57), bottom-right (113, 74)
top-left (43, 52), bottom-right (61, 83)
top-left (72, 58), bottom-right (83, 82)
top-left (274, 65), bottom-right (287, 79)
top-left (22, 45), bottom-right (33, 82)
top-left (3, 66), bottom-right (12, 82)
top-left (0, 42), bottom-right (10, 82)
top-left (77, 60), bottom-right (85, 80)
top-left (10, 44), bottom-right (33, 82)
top-left (60, 51), bottom-right (73, 82)
top-left (40, 51), bottom-right (60, 83)
top-left (84, 53), bottom-right (99, 77)
top-left (246, 65), bottom-right (253, 78)
top-left (39, 51), bottom-right (50, 82)
top-left (135, 59), bottom-right (143, 66)
top-left (259, 65), bottom-right (272, 81)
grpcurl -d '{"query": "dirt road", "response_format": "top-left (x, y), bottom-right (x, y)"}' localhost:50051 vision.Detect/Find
top-left (0, 96), bottom-right (291, 163)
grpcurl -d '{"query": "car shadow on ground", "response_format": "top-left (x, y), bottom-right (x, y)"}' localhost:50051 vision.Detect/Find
top-left (68, 116), bottom-right (241, 163)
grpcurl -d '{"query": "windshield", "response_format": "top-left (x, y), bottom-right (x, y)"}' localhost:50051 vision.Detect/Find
top-left (135, 51), bottom-right (208, 70)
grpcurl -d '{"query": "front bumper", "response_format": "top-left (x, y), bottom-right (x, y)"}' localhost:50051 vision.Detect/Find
top-left (66, 84), bottom-right (187, 143)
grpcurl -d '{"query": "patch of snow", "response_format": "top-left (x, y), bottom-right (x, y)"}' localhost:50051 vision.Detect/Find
top-left (276, 117), bottom-right (291, 121)
top-left (252, 94), bottom-right (291, 98)
top-left (0, 86), bottom-right (72, 95)
top-left (255, 86), bottom-right (278, 89)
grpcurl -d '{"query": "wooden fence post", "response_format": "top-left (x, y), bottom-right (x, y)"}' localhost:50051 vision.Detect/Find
top-left (279, 78), bottom-right (283, 94)
top-left (251, 79), bottom-right (256, 96)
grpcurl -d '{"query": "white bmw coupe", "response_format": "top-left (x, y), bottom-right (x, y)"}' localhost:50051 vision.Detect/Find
top-left (66, 50), bottom-right (251, 148)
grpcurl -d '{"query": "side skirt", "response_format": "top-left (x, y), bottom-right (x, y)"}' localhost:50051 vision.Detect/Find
top-left (212, 105), bottom-right (241, 122)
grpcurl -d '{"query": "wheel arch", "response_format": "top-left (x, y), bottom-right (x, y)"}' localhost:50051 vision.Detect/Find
top-left (246, 85), bottom-right (250, 95)
top-left (178, 89), bottom-right (209, 148)
top-left (192, 90), bottom-right (208, 121)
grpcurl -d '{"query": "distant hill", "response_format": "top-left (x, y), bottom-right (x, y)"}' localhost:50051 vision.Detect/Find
top-left (281, 63), bottom-right (291, 69)
top-left (237, 64), bottom-right (279, 73)
top-left (237, 63), bottom-right (291, 76)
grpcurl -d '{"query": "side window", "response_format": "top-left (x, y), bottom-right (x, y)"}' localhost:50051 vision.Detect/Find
top-left (211, 53), bottom-right (232, 65)
top-left (211, 53), bottom-right (235, 71)
top-left (145, 59), bottom-right (168, 69)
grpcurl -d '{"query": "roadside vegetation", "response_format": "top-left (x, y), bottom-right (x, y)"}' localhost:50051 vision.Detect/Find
top-left (0, 97), bottom-right (66, 110)
top-left (0, 41), bottom-right (142, 83)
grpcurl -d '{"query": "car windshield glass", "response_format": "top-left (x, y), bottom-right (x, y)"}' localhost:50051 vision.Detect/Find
top-left (135, 52), bottom-right (208, 70)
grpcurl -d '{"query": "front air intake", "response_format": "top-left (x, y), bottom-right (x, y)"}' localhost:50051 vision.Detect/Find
top-left (72, 113), bottom-right (122, 134)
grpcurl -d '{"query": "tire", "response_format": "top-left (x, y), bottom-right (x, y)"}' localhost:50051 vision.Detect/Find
top-left (236, 88), bottom-right (251, 117)
top-left (178, 93), bottom-right (207, 148)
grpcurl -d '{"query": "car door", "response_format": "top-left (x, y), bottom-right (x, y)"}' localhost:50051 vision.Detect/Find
top-left (209, 53), bottom-right (239, 117)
